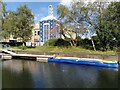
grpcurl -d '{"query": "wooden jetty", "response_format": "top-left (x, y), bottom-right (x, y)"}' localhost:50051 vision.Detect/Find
top-left (0, 53), bottom-right (12, 60)
top-left (2, 50), bottom-right (54, 62)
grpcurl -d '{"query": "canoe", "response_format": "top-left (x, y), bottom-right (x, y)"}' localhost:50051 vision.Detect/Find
top-left (48, 57), bottom-right (118, 68)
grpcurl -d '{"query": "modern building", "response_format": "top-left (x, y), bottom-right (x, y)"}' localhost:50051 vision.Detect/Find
top-left (39, 5), bottom-right (60, 45)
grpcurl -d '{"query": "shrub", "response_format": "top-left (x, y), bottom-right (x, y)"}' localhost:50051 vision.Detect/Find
top-left (43, 38), bottom-right (58, 46)
top-left (1, 42), bottom-right (23, 46)
top-left (76, 36), bottom-right (82, 46)
top-left (80, 38), bottom-right (92, 50)
top-left (55, 38), bottom-right (70, 47)
top-left (18, 46), bottom-right (27, 50)
top-left (43, 38), bottom-right (70, 47)
top-left (116, 47), bottom-right (120, 52)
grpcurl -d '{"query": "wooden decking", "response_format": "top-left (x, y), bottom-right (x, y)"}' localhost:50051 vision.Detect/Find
top-left (2, 50), bottom-right (54, 62)
top-left (0, 53), bottom-right (12, 60)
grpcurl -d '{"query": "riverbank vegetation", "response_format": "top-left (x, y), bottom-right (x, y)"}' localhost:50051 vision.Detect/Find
top-left (11, 45), bottom-right (115, 55)
top-left (0, 1), bottom-right (120, 54)
top-left (4, 38), bottom-right (116, 55)
top-left (29, 46), bottom-right (115, 55)
top-left (0, 3), bottom-right (34, 46)
top-left (57, 2), bottom-right (120, 51)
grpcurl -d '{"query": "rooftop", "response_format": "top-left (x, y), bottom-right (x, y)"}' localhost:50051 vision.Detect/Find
top-left (40, 15), bottom-right (57, 21)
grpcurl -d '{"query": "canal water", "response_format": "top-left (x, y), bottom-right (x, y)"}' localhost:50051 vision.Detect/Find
top-left (1, 59), bottom-right (119, 88)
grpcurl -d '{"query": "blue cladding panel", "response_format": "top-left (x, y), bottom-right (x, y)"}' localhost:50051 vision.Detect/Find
top-left (40, 21), bottom-right (43, 42)
top-left (39, 19), bottom-right (58, 42)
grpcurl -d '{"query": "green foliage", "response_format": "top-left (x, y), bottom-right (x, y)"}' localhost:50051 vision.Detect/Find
top-left (16, 5), bottom-right (34, 43)
top-left (18, 46), bottom-right (27, 50)
top-left (96, 2), bottom-right (120, 51)
top-left (1, 4), bottom-right (34, 44)
top-left (76, 36), bottom-right (82, 46)
top-left (43, 38), bottom-right (95, 50)
top-left (43, 38), bottom-right (70, 47)
top-left (24, 46), bottom-right (115, 55)
top-left (44, 39), bottom-right (58, 46)
top-left (2, 11), bottom-right (17, 39)
top-left (0, 3), bottom-right (9, 39)
top-left (57, 2), bottom-right (89, 47)
top-left (0, 2), bottom-right (2, 28)
top-left (80, 38), bottom-right (93, 50)
top-left (105, 2), bottom-right (120, 46)
top-left (116, 47), bottom-right (120, 53)
top-left (55, 38), bottom-right (71, 47)
top-left (91, 36), bottom-right (101, 50)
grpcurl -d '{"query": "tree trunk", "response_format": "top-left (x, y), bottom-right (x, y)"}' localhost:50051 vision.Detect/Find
top-left (91, 39), bottom-right (96, 51)
top-left (70, 40), bottom-right (74, 47)
top-left (23, 41), bottom-right (26, 46)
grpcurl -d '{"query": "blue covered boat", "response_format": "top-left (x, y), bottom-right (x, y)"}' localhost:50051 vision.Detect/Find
top-left (48, 57), bottom-right (118, 68)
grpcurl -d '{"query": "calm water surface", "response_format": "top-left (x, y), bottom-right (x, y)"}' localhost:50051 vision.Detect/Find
top-left (1, 59), bottom-right (119, 88)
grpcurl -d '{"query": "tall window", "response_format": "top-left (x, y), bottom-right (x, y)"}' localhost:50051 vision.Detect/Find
top-left (44, 24), bottom-right (50, 42)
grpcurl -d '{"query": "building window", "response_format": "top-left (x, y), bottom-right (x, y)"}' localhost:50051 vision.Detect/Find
top-left (38, 31), bottom-right (40, 35)
top-left (44, 24), bottom-right (50, 42)
top-left (51, 26), bottom-right (52, 28)
top-left (34, 31), bottom-right (36, 35)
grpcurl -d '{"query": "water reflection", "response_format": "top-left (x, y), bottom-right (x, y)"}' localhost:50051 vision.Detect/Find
top-left (2, 60), bottom-right (118, 88)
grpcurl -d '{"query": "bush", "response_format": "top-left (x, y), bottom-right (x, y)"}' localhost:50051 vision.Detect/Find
top-left (43, 38), bottom-right (58, 46)
top-left (43, 38), bottom-right (70, 47)
top-left (1, 42), bottom-right (23, 46)
top-left (76, 36), bottom-right (82, 46)
top-left (18, 46), bottom-right (27, 50)
top-left (116, 47), bottom-right (120, 52)
top-left (55, 38), bottom-right (70, 47)
top-left (80, 38), bottom-right (93, 50)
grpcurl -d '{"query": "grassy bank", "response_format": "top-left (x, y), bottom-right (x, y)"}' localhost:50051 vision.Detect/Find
top-left (13, 46), bottom-right (116, 55)
top-left (1, 46), bottom-right (116, 55)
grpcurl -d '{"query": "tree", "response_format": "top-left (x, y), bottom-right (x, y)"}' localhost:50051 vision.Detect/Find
top-left (57, 2), bottom-right (87, 47)
top-left (16, 5), bottom-right (34, 46)
top-left (84, 1), bottom-right (113, 51)
top-left (0, 2), bottom-right (2, 42)
top-left (90, 2), bottom-right (120, 51)
top-left (0, 2), bottom-right (9, 41)
top-left (1, 4), bottom-right (34, 45)
top-left (57, 1), bottom-right (96, 50)
top-left (2, 11), bottom-right (18, 39)
top-left (0, 1), bottom-right (2, 28)
top-left (102, 2), bottom-right (120, 49)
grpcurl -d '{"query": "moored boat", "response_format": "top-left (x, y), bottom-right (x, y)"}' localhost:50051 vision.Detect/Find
top-left (48, 57), bottom-right (118, 68)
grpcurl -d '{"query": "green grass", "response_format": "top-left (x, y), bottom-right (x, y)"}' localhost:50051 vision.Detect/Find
top-left (2, 46), bottom-right (116, 55)
top-left (24, 46), bottom-right (116, 55)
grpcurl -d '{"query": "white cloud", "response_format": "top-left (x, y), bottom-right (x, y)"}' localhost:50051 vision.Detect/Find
top-left (60, 0), bottom-right (73, 6)
top-left (60, 0), bottom-right (120, 6)
top-left (34, 13), bottom-right (44, 23)
top-left (60, 0), bottom-right (94, 6)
